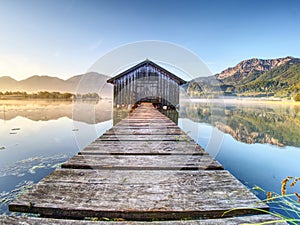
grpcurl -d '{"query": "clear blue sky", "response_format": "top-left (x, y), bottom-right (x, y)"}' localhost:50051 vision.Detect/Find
top-left (0, 0), bottom-right (300, 80)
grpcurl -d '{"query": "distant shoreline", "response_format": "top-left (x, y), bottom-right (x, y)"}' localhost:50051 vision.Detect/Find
top-left (0, 91), bottom-right (112, 101)
top-left (0, 97), bottom-right (112, 101)
top-left (182, 97), bottom-right (300, 105)
top-left (0, 97), bottom-right (72, 101)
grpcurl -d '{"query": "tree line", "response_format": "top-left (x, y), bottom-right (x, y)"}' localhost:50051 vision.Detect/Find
top-left (0, 91), bottom-right (101, 100)
top-left (186, 81), bottom-right (300, 101)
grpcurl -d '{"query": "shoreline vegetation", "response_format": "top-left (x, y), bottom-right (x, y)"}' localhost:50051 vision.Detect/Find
top-left (185, 86), bottom-right (300, 102)
top-left (0, 91), bottom-right (110, 100)
top-left (182, 96), bottom-right (300, 105)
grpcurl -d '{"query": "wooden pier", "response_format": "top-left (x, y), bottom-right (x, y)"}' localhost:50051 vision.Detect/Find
top-left (3, 103), bottom-right (285, 224)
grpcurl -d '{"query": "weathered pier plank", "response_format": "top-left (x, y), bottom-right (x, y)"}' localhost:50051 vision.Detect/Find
top-left (61, 155), bottom-right (223, 170)
top-left (9, 169), bottom-right (267, 220)
top-left (115, 123), bottom-right (178, 128)
top-left (7, 102), bottom-right (278, 223)
top-left (112, 125), bottom-right (180, 129)
top-left (97, 134), bottom-right (193, 141)
top-left (105, 127), bottom-right (184, 135)
top-left (79, 140), bottom-right (207, 155)
top-left (0, 215), bottom-right (287, 224)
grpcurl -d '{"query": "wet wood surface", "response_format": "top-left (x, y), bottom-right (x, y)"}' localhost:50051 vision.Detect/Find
top-left (8, 103), bottom-right (274, 223)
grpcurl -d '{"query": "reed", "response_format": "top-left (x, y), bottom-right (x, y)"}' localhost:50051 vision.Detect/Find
top-left (223, 176), bottom-right (300, 224)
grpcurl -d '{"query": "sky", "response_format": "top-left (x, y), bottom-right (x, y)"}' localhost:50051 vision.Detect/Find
top-left (0, 0), bottom-right (300, 80)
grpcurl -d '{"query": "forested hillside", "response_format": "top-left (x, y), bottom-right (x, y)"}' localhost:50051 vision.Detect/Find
top-left (186, 56), bottom-right (300, 99)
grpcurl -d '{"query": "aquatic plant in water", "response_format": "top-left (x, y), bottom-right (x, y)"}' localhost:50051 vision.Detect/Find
top-left (260, 176), bottom-right (300, 224)
top-left (223, 176), bottom-right (300, 225)
top-left (0, 153), bottom-right (72, 214)
top-left (0, 153), bottom-right (70, 178)
top-left (0, 181), bottom-right (34, 214)
top-left (224, 176), bottom-right (300, 224)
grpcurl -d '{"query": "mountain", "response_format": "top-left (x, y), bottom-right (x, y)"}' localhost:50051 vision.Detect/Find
top-left (187, 56), bottom-right (300, 98)
top-left (217, 56), bottom-right (295, 82)
top-left (0, 72), bottom-right (113, 98)
top-left (19, 75), bottom-right (67, 92)
top-left (0, 76), bottom-right (18, 90)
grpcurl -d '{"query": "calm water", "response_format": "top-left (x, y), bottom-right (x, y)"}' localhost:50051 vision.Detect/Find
top-left (0, 99), bottom-right (299, 217)
top-left (179, 100), bottom-right (300, 215)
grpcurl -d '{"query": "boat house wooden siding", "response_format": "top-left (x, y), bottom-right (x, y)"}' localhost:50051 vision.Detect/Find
top-left (107, 60), bottom-right (186, 108)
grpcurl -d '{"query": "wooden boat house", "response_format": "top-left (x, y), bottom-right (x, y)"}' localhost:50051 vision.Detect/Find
top-left (107, 59), bottom-right (186, 109)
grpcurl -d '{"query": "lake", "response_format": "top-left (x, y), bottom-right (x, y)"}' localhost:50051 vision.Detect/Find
top-left (0, 99), bottom-right (299, 217)
top-left (179, 99), bottom-right (300, 216)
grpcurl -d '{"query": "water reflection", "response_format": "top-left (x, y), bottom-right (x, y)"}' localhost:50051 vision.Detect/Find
top-left (180, 101), bottom-right (300, 147)
top-left (159, 109), bottom-right (178, 124)
top-left (0, 99), bottom-right (112, 124)
top-left (179, 100), bottom-right (300, 217)
top-left (0, 100), bottom-right (113, 214)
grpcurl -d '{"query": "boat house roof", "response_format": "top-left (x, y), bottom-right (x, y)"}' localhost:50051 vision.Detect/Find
top-left (107, 59), bottom-right (186, 85)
